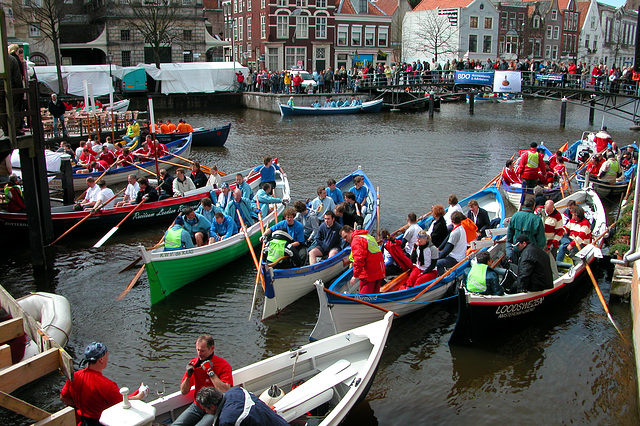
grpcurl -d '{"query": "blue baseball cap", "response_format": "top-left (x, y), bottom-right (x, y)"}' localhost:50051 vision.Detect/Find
top-left (80, 342), bottom-right (107, 366)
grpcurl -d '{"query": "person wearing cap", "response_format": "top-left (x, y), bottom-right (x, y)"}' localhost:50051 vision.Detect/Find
top-left (597, 151), bottom-right (622, 184)
top-left (513, 234), bottom-right (553, 292)
top-left (340, 225), bottom-right (385, 294)
top-left (287, 96), bottom-right (294, 107)
top-left (195, 386), bottom-right (288, 426)
top-left (401, 230), bottom-right (438, 289)
top-left (173, 334), bottom-right (233, 426)
top-left (215, 181), bottom-right (233, 209)
top-left (122, 118), bottom-right (140, 148)
top-left (60, 342), bottom-right (148, 425)
top-left (164, 216), bottom-right (195, 251)
top-left (465, 250), bottom-right (504, 295)
top-left (516, 142), bottom-right (547, 189)
top-left (506, 198), bottom-right (546, 263)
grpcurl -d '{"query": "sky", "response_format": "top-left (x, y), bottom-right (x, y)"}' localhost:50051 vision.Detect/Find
top-left (600, 0), bottom-right (628, 7)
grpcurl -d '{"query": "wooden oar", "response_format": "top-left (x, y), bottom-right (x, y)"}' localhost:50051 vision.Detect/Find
top-left (268, 255), bottom-right (290, 267)
top-left (574, 241), bottom-right (627, 343)
top-left (620, 176), bottom-right (635, 209)
top-left (169, 152), bottom-right (227, 177)
top-left (75, 160), bottom-right (121, 202)
top-left (117, 265), bottom-right (145, 300)
top-left (321, 286), bottom-right (399, 316)
top-left (410, 250), bottom-right (478, 302)
top-left (119, 256), bottom-right (142, 273)
top-left (249, 200), bottom-right (268, 320)
top-left (49, 187), bottom-right (125, 246)
top-left (130, 162), bottom-right (158, 177)
top-left (93, 198), bottom-right (147, 248)
top-left (237, 210), bottom-right (264, 287)
top-left (380, 270), bottom-right (410, 293)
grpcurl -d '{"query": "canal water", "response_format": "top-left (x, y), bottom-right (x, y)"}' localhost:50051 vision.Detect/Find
top-left (2, 98), bottom-right (638, 424)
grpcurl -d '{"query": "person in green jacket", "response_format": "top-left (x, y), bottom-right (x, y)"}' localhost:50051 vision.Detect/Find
top-left (506, 198), bottom-right (545, 264)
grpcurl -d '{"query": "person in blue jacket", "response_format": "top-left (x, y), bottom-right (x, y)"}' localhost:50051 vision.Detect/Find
top-left (255, 182), bottom-right (285, 217)
top-left (260, 207), bottom-right (306, 267)
top-left (209, 212), bottom-right (238, 243)
top-left (182, 206), bottom-right (211, 247)
top-left (195, 386), bottom-right (288, 426)
top-left (248, 156), bottom-right (285, 190)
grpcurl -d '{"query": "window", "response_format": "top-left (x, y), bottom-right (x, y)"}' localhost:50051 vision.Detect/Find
top-left (277, 14), bottom-right (289, 38)
top-left (183, 30), bottom-right (192, 41)
top-left (316, 16), bottom-right (326, 38)
top-left (247, 0), bottom-right (250, 10)
top-left (317, 0), bottom-right (326, 7)
top-left (545, 44), bottom-right (551, 58)
top-left (296, 16), bottom-right (308, 39)
top-left (296, 0), bottom-right (307, 6)
top-left (352, 26), bottom-right (362, 46)
top-left (184, 50), bottom-right (193, 62)
top-left (268, 47), bottom-right (278, 71)
top-left (261, 0), bottom-right (265, 8)
top-left (469, 34), bottom-right (477, 52)
top-left (277, 0), bottom-right (286, 5)
top-left (29, 24), bottom-right (40, 37)
top-left (470, 16), bottom-right (478, 28)
top-left (247, 17), bottom-right (252, 40)
top-left (554, 26), bottom-right (559, 40)
top-left (182, 0), bottom-right (191, 4)
top-left (547, 25), bottom-right (552, 38)
top-left (500, 12), bottom-right (507, 30)
top-left (30, 53), bottom-right (47, 65)
top-left (484, 17), bottom-right (492, 29)
top-left (120, 0), bottom-right (129, 3)
top-left (338, 25), bottom-right (348, 45)
top-left (23, 0), bottom-right (42, 7)
top-left (365, 26), bottom-right (375, 46)
top-left (378, 27), bottom-right (388, 47)
top-left (590, 16), bottom-right (596, 30)
top-left (121, 51), bottom-right (131, 67)
top-left (585, 34), bottom-right (590, 48)
top-left (518, 13), bottom-right (524, 28)
top-left (551, 10), bottom-right (557, 21)
top-left (552, 44), bottom-right (558, 59)
top-left (285, 46), bottom-right (306, 69)
top-left (533, 15), bottom-right (540, 29)
top-left (238, 0), bottom-right (242, 12)
top-left (509, 12), bottom-right (516, 29)
top-left (121, 29), bottom-right (130, 41)
top-left (238, 17), bottom-right (243, 41)
top-left (233, 0), bottom-right (236, 13)
top-left (505, 35), bottom-right (517, 54)
top-left (483, 35), bottom-right (491, 53)
top-left (593, 35), bottom-right (598, 50)
top-left (261, 16), bottom-right (266, 38)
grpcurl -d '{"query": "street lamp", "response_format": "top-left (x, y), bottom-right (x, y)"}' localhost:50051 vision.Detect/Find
top-left (107, 53), bottom-right (114, 84)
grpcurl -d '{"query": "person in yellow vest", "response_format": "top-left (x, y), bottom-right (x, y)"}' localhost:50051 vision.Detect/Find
top-left (465, 250), bottom-right (504, 296)
top-left (123, 118), bottom-right (140, 148)
top-left (598, 151), bottom-right (622, 184)
top-left (516, 142), bottom-right (547, 189)
top-left (164, 216), bottom-right (195, 251)
top-left (340, 225), bottom-right (385, 294)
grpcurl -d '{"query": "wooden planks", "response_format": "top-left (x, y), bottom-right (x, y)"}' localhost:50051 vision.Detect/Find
top-left (33, 407), bottom-right (76, 426)
top-left (0, 391), bottom-right (50, 421)
top-left (0, 344), bottom-right (12, 369)
top-left (0, 317), bottom-right (24, 342)
top-left (0, 348), bottom-right (63, 393)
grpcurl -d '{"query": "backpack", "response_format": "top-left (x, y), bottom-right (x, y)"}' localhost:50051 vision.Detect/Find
top-left (460, 218), bottom-right (478, 243)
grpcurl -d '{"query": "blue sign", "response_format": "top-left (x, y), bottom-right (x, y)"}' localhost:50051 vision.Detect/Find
top-left (536, 73), bottom-right (564, 82)
top-left (454, 71), bottom-right (494, 85)
top-left (354, 54), bottom-right (373, 67)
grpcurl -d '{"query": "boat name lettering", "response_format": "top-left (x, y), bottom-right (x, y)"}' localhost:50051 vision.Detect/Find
top-left (158, 249), bottom-right (194, 258)
top-left (495, 297), bottom-right (544, 318)
top-left (132, 207), bottom-right (179, 220)
top-left (355, 296), bottom-right (378, 302)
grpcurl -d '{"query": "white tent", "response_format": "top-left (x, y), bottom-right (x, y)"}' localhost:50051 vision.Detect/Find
top-left (140, 62), bottom-right (248, 94)
top-left (35, 65), bottom-right (126, 96)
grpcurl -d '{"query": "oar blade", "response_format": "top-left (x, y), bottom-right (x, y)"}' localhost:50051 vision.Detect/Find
top-left (94, 227), bottom-right (119, 248)
top-left (117, 265), bottom-right (145, 300)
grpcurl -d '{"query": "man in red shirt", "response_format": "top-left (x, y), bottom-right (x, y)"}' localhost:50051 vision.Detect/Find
top-left (60, 342), bottom-right (147, 425)
top-left (173, 334), bottom-right (233, 426)
top-left (98, 145), bottom-right (116, 166)
top-left (516, 142), bottom-right (547, 189)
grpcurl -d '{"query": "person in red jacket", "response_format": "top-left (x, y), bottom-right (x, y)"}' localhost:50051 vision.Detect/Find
top-left (292, 73), bottom-right (303, 94)
top-left (516, 142), bottom-right (547, 189)
top-left (340, 225), bottom-right (385, 294)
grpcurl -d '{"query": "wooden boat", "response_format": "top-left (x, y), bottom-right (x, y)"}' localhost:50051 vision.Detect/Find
top-left (103, 99), bottom-right (130, 112)
top-left (141, 170), bottom-right (289, 305)
top-left (100, 312), bottom-right (394, 426)
top-left (575, 173), bottom-right (628, 200)
top-left (17, 292), bottom-right (72, 360)
top-left (310, 187), bottom-right (505, 341)
top-left (154, 123), bottom-right (231, 147)
top-left (279, 99), bottom-right (383, 116)
top-left (497, 94), bottom-right (524, 103)
top-left (48, 134), bottom-right (192, 191)
top-left (566, 130), bottom-right (612, 163)
top-left (260, 169), bottom-right (377, 320)
top-left (449, 188), bottom-right (607, 345)
top-left (0, 166), bottom-right (256, 239)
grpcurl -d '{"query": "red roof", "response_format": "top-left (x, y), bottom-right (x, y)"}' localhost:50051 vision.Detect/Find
top-left (413, 0), bottom-right (474, 11)
top-left (577, 0), bottom-right (589, 30)
top-left (338, 0), bottom-right (386, 15)
top-left (375, 0), bottom-right (400, 15)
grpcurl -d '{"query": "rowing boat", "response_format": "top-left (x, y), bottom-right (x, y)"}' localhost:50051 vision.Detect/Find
top-left (279, 99), bottom-right (383, 116)
top-left (48, 134), bottom-right (193, 190)
top-left (259, 168), bottom-right (377, 320)
top-left (100, 312), bottom-right (393, 426)
top-left (310, 187), bottom-right (505, 341)
top-left (449, 188), bottom-right (606, 345)
top-left (0, 166), bottom-right (254, 239)
top-left (141, 170), bottom-right (289, 305)
top-left (154, 123), bottom-right (231, 147)
top-left (575, 173), bottom-right (628, 199)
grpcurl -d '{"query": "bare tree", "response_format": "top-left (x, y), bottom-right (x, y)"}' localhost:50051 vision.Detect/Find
top-left (408, 11), bottom-right (460, 62)
top-left (11, 0), bottom-right (65, 93)
top-left (128, 0), bottom-right (181, 69)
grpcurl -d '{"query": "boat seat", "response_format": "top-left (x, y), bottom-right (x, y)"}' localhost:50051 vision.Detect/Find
top-left (486, 227), bottom-right (508, 238)
top-left (272, 359), bottom-right (357, 423)
top-left (556, 261), bottom-right (573, 270)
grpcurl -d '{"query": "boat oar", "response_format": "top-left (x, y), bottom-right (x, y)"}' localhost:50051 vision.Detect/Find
top-left (93, 198), bottom-right (147, 248)
top-left (170, 152), bottom-right (227, 176)
top-left (380, 270), bottom-right (410, 293)
top-left (321, 286), bottom-right (399, 316)
top-left (410, 250), bottom-right (478, 302)
top-left (237, 210), bottom-right (264, 287)
top-left (574, 241), bottom-right (627, 343)
top-left (117, 265), bottom-right (145, 300)
top-left (119, 256), bottom-right (142, 273)
top-left (130, 162), bottom-right (158, 177)
top-left (74, 160), bottom-right (121, 202)
top-left (49, 187), bottom-right (126, 246)
top-left (249, 200), bottom-right (267, 320)
top-left (620, 176), bottom-right (635, 209)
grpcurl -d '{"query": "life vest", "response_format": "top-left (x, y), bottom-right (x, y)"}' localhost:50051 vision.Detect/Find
top-left (466, 263), bottom-right (488, 293)
top-left (383, 239), bottom-right (413, 271)
top-left (4, 186), bottom-right (25, 212)
top-left (164, 227), bottom-right (184, 250)
top-left (348, 233), bottom-right (381, 262)
top-left (526, 151), bottom-right (539, 169)
top-left (605, 160), bottom-right (620, 176)
top-left (266, 230), bottom-right (294, 263)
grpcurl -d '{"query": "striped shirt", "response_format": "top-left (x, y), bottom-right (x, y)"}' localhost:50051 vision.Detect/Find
top-left (544, 210), bottom-right (564, 249)
top-left (564, 218), bottom-right (592, 249)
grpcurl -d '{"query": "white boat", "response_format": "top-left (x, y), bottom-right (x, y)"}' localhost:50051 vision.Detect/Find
top-left (90, 99), bottom-right (130, 112)
top-left (100, 312), bottom-right (394, 426)
top-left (16, 292), bottom-right (72, 360)
top-left (310, 187), bottom-right (505, 341)
top-left (260, 169), bottom-right (377, 320)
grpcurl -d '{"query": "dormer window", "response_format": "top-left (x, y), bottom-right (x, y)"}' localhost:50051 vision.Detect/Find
top-left (551, 10), bottom-right (557, 21)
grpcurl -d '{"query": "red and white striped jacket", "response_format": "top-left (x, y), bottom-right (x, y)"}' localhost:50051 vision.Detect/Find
top-left (564, 218), bottom-right (592, 249)
top-left (544, 210), bottom-right (564, 249)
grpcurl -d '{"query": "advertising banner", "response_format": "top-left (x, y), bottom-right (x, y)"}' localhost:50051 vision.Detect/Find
top-left (493, 71), bottom-right (522, 93)
top-left (454, 71), bottom-right (493, 86)
top-left (535, 73), bottom-right (564, 82)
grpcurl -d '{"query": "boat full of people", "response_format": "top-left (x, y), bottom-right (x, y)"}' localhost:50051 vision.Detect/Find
top-left (279, 98), bottom-right (383, 116)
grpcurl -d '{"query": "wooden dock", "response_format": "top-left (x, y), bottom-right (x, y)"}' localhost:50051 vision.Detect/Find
top-left (0, 285), bottom-right (75, 425)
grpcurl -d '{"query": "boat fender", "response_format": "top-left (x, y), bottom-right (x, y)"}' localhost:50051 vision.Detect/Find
top-left (259, 384), bottom-right (286, 406)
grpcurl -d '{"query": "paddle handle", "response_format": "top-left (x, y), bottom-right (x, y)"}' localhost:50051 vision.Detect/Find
top-left (93, 198), bottom-right (147, 248)
top-left (237, 210), bottom-right (265, 286)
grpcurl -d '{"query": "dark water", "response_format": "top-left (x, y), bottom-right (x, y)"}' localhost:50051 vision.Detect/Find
top-left (2, 98), bottom-right (638, 424)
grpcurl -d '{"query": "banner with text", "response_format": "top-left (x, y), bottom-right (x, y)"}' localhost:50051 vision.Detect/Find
top-left (454, 71), bottom-right (493, 86)
top-left (493, 71), bottom-right (522, 93)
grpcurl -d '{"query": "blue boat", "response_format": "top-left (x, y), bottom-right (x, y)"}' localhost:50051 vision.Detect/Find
top-left (310, 186), bottom-right (506, 341)
top-left (279, 99), bottom-right (383, 116)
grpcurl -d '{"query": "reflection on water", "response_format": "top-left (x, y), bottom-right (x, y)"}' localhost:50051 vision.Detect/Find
top-left (1, 99), bottom-right (638, 424)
